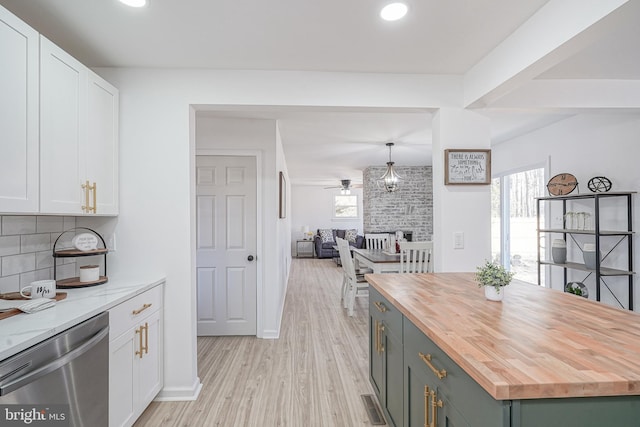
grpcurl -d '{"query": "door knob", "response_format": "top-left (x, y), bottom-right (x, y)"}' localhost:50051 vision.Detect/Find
top-left (247, 255), bottom-right (254, 261)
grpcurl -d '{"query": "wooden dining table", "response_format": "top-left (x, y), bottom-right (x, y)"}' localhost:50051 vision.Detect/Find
top-left (351, 247), bottom-right (401, 274)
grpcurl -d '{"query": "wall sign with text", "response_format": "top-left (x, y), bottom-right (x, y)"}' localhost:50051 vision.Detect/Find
top-left (444, 149), bottom-right (491, 185)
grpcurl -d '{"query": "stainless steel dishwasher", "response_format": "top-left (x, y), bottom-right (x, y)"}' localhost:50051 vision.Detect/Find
top-left (0, 311), bottom-right (109, 426)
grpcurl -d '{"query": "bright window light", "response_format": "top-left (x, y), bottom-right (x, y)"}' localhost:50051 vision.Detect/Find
top-left (119, 0), bottom-right (147, 7)
top-left (380, 3), bottom-right (408, 21)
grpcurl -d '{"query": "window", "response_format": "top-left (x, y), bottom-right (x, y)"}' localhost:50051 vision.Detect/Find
top-left (491, 167), bottom-right (545, 285)
top-left (334, 195), bottom-right (358, 219)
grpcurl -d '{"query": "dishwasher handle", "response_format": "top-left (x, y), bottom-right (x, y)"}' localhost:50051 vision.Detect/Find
top-left (0, 325), bottom-right (109, 396)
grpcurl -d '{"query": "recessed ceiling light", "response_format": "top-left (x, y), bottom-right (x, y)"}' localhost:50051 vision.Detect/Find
top-left (380, 2), bottom-right (408, 21)
top-left (119, 0), bottom-right (147, 7)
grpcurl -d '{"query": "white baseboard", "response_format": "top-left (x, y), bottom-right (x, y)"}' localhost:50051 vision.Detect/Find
top-left (154, 377), bottom-right (203, 401)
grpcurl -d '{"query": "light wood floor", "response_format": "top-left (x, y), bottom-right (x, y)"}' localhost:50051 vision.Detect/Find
top-left (134, 258), bottom-right (376, 426)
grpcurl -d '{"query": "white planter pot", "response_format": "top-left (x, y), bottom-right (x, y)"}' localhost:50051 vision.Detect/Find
top-left (484, 286), bottom-right (504, 302)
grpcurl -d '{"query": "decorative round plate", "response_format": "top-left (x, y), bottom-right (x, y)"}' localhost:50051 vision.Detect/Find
top-left (547, 173), bottom-right (578, 196)
top-left (587, 176), bottom-right (612, 193)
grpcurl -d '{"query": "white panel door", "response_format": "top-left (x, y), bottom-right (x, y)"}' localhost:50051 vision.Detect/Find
top-left (40, 35), bottom-right (87, 214)
top-left (196, 156), bottom-right (257, 335)
top-left (0, 7), bottom-right (39, 213)
top-left (87, 70), bottom-right (119, 215)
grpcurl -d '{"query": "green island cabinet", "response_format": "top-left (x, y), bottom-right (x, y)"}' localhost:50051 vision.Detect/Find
top-left (368, 278), bottom-right (640, 427)
top-left (369, 286), bottom-right (404, 427)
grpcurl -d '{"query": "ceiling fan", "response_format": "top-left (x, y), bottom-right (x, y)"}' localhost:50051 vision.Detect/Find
top-left (324, 179), bottom-right (362, 194)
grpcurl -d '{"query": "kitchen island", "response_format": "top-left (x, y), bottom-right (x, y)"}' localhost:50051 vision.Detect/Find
top-left (366, 272), bottom-right (640, 427)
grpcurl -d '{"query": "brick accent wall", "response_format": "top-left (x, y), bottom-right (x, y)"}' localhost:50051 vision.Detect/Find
top-left (363, 166), bottom-right (433, 241)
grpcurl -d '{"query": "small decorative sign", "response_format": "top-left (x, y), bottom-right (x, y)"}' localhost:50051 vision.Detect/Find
top-left (72, 233), bottom-right (99, 251)
top-left (444, 149), bottom-right (491, 185)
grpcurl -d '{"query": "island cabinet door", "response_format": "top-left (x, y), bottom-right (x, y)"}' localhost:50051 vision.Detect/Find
top-left (370, 286), bottom-right (404, 427)
top-left (403, 317), bottom-right (510, 427)
top-left (383, 327), bottom-right (404, 427)
top-left (405, 349), bottom-right (470, 427)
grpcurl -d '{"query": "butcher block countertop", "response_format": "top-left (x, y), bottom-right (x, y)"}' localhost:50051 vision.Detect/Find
top-left (365, 272), bottom-right (640, 401)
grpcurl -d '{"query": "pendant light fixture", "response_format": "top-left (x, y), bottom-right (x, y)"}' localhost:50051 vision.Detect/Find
top-left (378, 142), bottom-right (401, 192)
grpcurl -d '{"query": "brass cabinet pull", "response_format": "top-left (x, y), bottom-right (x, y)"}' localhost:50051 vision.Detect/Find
top-left (92, 182), bottom-right (97, 213)
top-left (379, 324), bottom-right (385, 353)
top-left (429, 389), bottom-right (443, 427)
top-left (424, 385), bottom-right (429, 427)
top-left (134, 323), bottom-right (149, 358)
top-left (419, 352), bottom-right (447, 379)
top-left (143, 322), bottom-right (149, 355)
top-left (81, 181), bottom-right (97, 213)
top-left (82, 181), bottom-right (90, 213)
top-left (132, 303), bottom-right (152, 316)
top-left (374, 301), bottom-right (387, 313)
top-left (135, 327), bottom-right (144, 359)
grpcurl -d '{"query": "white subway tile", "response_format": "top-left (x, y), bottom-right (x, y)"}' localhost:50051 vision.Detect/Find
top-left (21, 234), bottom-right (51, 253)
top-left (0, 236), bottom-right (20, 257)
top-left (2, 216), bottom-right (37, 236)
top-left (2, 253), bottom-right (36, 276)
top-left (0, 275), bottom-right (19, 294)
top-left (36, 251), bottom-right (54, 269)
top-left (56, 262), bottom-right (77, 280)
top-left (63, 217), bottom-right (76, 232)
top-left (36, 216), bottom-right (64, 233)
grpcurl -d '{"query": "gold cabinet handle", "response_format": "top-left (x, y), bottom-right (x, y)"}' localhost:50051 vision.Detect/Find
top-left (81, 181), bottom-right (97, 213)
top-left (379, 324), bottom-right (385, 353)
top-left (424, 385), bottom-right (429, 427)
top-left (419, 352), bottom-right (447, 380)
top-left (374, 320), bottom-right (379, 353)
top-left (374, 301), bottom-right (387, 313)
top-left (429, 389), bottom-right (443, 427)
top-left (92, 181), bottom-right (97, 213)
top-left (132, 303), bottom-right (152, 316)
top-left (143, 322), bottom-right (149, 355)
top-left (135, 327), bottom-right (144, 359)
top-left (82, 181), bottom-right (90, 213)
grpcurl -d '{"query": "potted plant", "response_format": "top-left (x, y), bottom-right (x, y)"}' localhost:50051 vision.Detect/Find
top-left (475, 260), bottom-right (515, 301)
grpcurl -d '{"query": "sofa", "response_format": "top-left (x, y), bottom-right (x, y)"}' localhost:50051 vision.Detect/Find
top-left (314, 228), bottom-right (365, 259)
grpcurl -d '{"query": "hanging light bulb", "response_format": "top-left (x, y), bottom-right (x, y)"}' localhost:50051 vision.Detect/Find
top-left (378, 142), bottom-right (402, 192)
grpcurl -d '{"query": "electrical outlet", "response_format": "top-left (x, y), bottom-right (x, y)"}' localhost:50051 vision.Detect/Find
top-left (453, 231), bottom-right (464, 249)
top-left (108, 234), bottom-right (117, 252)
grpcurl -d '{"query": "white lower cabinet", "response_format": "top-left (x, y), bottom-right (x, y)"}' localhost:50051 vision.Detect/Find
top-left (109, 285), bottom-right (163, 427)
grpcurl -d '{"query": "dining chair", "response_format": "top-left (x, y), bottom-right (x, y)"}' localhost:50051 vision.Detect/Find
top-left (399, 241), bottom-right (433, 273)
top-left (337, 237), bottom-right (369, 316)
top-left (365, 233), bottom-right (391, 250)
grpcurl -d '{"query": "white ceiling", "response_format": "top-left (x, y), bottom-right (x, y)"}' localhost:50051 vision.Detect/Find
top-left (2, 0), bottom-right (639, 187)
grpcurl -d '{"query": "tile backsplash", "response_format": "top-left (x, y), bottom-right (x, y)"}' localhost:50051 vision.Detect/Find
top-left (0, 216), bottom-right (79, 294)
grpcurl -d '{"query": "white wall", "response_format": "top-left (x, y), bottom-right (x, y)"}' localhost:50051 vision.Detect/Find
top-left (492, 113), bottom-right (640, 310)
top-left (91, 67), bottom-right (454, 400)
top-left (290, 185), bottom-right (364, 252)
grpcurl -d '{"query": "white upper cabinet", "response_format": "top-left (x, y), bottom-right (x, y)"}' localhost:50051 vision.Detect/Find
top-left (40, 35), bottom-right (88, 215)
top-left (87, 71), bottom-right (119, 215)
top-left (39, 36), bottom-right (119, 215)
top-left (0, 7), bottom-right (39, 213)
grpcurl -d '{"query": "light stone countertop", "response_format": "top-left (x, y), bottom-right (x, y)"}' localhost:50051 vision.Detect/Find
top-left (0, 276), bottom-right (165, 361)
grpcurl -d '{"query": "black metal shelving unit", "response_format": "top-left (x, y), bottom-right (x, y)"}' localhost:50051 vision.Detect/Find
top-left (536, 191), bottom-right (635, 310)
top-left (52, 227), bottom-right (109, 288)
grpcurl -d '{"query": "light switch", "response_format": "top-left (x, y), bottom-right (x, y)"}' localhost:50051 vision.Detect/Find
top-left (453, 232), bottom-right (464, 249)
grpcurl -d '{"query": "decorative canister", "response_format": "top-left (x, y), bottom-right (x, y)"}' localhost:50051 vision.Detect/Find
top-left (583, 243), bottom-right (598, 270)
top-left (551, 239), bottom-right (567, 264)
top-left (79, 265), bottom-right (100, 282)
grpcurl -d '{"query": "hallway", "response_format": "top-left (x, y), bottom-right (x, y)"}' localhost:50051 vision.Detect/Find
top-left (135, 258), bottom-right (375, 426)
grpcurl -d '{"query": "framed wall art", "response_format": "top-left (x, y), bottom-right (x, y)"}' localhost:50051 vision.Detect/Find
top-left (279, 171), bottom-right (286, 218)
top-left (444, 149), bottom-right (491, 185)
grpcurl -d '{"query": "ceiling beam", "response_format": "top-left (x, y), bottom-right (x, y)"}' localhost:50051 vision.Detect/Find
top-left (463, 0), bottom-right (630, 109)
top-left (487, 79), bottom-right (640, 110)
